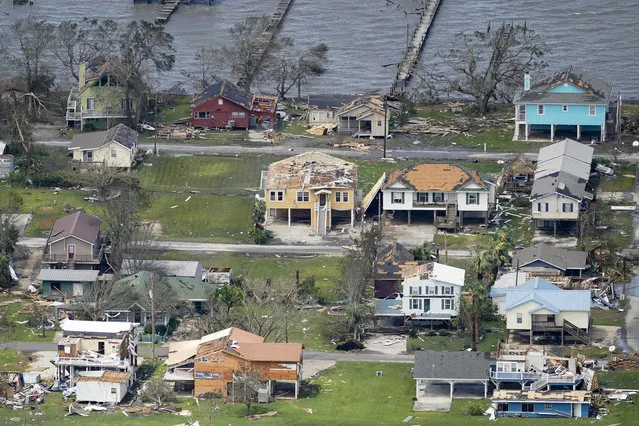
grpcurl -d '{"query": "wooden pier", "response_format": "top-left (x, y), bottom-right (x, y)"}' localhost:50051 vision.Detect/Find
top-left (240, 0), bottom-right (295, 87)
top-left (155, 0), bottom-right (180, 25)
top-left (392, 0), bottom-right (441, 93)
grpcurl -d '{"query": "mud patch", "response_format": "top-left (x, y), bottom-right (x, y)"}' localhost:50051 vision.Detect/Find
top-left (38, 206), bottom-right (54, 211)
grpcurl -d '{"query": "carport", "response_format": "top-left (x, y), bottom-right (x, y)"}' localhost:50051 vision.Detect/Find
top-left (413, 351), bottom-right (494, 400)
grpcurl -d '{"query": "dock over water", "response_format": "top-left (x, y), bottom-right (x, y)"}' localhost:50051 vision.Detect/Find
top-left (155, 0), bottom-right (180, 25)
top-left (392, 0), bottom-right (441, 93)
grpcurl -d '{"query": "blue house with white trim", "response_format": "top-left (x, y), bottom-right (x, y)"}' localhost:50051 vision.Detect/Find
top-left (492, 390), bottom-right (591, 418)
top-left (513, 67), bottom-right (620, 142)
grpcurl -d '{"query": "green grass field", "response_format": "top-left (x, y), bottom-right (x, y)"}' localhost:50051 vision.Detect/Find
top-left (161, 251), bottom-right (344, 302)
top-left (590, 302), bottom-right (627, 328)
top-left (600, 163), bottom-right (637, 192)
top-left (0, 299), bottom-right (56, 342)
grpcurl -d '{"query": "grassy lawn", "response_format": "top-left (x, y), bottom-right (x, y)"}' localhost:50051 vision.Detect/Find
top-left (0, 349), bottom-right (28, 370)
top-left (597, 370), bottom-right (639, 389)
top-left (142, 193), bottom-right (253, 242)
top-left (584, 202), bottom-right (634, 250)
top-left (161, 251), bottom-right (344, 302)
top-left (0, 300), bottom-right (56, 342)
top-left (600, 163), bottom-right (636, 192)
top-left (137, 154), bottom-right (276, 194)
top-left (407, 325), bottom-right (504, 353)
top-left (142, 130), bottom-right (254, 146)
top-left (591, 303), bottom-right (627, 327)
top-left (432, 231), bottom-right (492, 250)
top-left (158, 95), bottom-right (192, 122)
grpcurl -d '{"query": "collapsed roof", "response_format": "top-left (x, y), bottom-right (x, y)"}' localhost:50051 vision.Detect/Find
top-left (265, 151), bottom-right (357, 190)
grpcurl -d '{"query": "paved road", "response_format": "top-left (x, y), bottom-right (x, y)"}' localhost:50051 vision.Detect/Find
top-left (1, 341), bottom-right (412, 363)
top-left (17, 237), bottom-right (472, 257)
top-left (37, 138), bottom-right (538, 161)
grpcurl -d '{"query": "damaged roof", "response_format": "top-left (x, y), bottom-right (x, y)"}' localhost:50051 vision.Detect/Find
top-left (233, 342), bottom-right (303, 363)
top-left (47, 211), bottom-right (100, 245)
top-left (76, 371), bottom-right (130, 384)
top-left (384, 164), bottom-right (491, 192)
top-left (530, 171), bottom-right (593, 201)
top-left (308, 94), bottom-right (358, 110)
top-left (513, 244), bottom-right (588, 271)
top-left (192, 80), bottom-right (278, 113)
top-left (514, 66), bottom-right (612, 104)
top-left (375, 242), bottom-right (416, 279)
top-left (69, 124), bottom-right (138, 150)
top-left (492, 390), bottom-right (591, 402)
top-left (115, 271), bottom-right (216, 305)
top-left (265, 152), bottom-right (357, 190)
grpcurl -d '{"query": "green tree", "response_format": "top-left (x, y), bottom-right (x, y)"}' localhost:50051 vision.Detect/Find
top-left (213, 285), bottom-right (244, 315)
top-left (0, 252), bottom-right (14, 290)
top-left (458, 281), bottom-right (495, 351)
top-left (251, 200), bottom-right (266, 229)
top-left (410, 241), bottom-right (437, 261)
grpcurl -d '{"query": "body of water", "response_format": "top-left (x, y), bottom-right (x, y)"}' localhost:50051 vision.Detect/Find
top-left (0, 0), bottom-right (637, 97)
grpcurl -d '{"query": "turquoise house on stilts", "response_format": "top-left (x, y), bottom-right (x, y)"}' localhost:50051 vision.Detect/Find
top-left (513, 67), bottom-right (620, 142)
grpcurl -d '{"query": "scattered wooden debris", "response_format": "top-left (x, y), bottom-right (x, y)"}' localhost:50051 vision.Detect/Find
top-left (609, 352), bottom-right (639, 370)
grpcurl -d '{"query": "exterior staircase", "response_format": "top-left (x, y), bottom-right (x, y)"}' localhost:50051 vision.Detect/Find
top-left (563, 320), bottom-right (590, 344)
top-left (523, 374), bottom-right (548, 391)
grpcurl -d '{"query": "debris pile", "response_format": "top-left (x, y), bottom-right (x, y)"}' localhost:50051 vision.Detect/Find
top-left (609, 352), bottom-right (639, 370)
top-left (0, 383), bottom-right (49, 407)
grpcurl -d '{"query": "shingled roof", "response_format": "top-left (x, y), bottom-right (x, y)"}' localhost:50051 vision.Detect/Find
top-left (47, 211), bottom-right (100, 245)
top-left (514, 66), bottom-right (613, 104)
top-left (68, 124), bottom-right (138, 150)
top-left (512, 243), bottom-right (588, 271)
top-left (530, 171), bottom-right (593, 201)
top-left (384, 164), bottom-right (490, 192)
top-left (375, 242), bottom-right (417, 280)
top-left (192, 80), bottom-right (253, 109)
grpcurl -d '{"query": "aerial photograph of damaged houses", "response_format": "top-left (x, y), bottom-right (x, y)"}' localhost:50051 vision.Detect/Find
top-left (2, 1), bottom-right (639, 425)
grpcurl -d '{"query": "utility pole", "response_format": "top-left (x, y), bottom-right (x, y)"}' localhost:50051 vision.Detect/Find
top-left (150, 275), bottom-right (156, 362)
top-left (383, 94), bottom-right (389, 159)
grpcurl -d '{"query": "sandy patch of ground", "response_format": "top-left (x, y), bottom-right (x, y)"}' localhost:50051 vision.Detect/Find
top-left (267, 221), bottom-right (355, 245)
top-left (598, 191), bottom-right (633, 202)
top-left (363, 334), bottom-right (407, 355)
top-left (15, 249), bottom-right (42, 290)
top-left (302, 360), bottom-right (336, 380)
top-left (590, 325), bottom-right (621, 347)
top-left (140, 220), bottom-right (164, 238)
top-left (382, 220), bottom-right (435, 247)
top-left (1, 214), bottom-right (32, 236)
top-left (532, 232), bottom-right (577, 248)
top-left (27, 351), bottom-right (57, 379)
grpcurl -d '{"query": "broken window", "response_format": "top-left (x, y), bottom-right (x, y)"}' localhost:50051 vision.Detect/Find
top-left (391, 192), bottom-right (404, 204)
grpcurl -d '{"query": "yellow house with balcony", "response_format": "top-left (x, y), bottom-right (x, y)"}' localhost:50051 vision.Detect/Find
top-left (262, 152), bottom-right (357, 235)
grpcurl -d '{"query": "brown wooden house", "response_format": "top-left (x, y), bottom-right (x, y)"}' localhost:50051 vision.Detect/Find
top-left (374, 242), bottom-right (418, 298)
top-left (191, 80), bottom-right (277, 130)
top-left (497, 156), bottom-right (535, 194)
top-left (165, 327), bottom-right (303, 400)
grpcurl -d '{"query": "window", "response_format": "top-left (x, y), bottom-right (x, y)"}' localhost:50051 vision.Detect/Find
top-left (269, 191), bottom-right (276, 201)
top-left (411, 298), bottom-right (421, 310)
top-left (517, 313), bottom-right (523, 324)
top-left (64, 345), bottom-right (71, 354)
top-left (544, 403), bottom-right (553, 411)
top-left (537, 104), bottom-right (545, 115)
top-left (270, 191), bottom-right (283, 201)
top-left (277, 191), bottom-right (283, 201)
top-left (296, 192), bottom-right (309, 202)
top-left (466, 193), bottom-right (479, 205)
top-left (86, 151), bottom-right (93, 161)
top-left (377, 120), bottom-right (382, 126)
top-left (537, 202), bottom-right (542, 212)
top-left (232, 111), bottom-right (246, 118)
top-left (67, 244), bottom-right (75, 260)
top-left (218, 99), bottom-right (223, 105)
top-left (441, 299), bottom-right (454, 310)
top-left (442, 286), bottom-right (453, 295)
top-left (111, 388), bottom-right (117, 394)
top-left (197, 111), bottom-right (210, 119)
top-left (589, 105), bottom-right (596, 116)
top-left (391, 192), bottom-right (404, 204)
top-left (195, 371), bottom-right (220, 379)
top-left (497, 403), bottom-right (509, 412)
top-left (562, 105), bottom-right (568, 112)
top-left (521, 403), bottom-right (534, 413)
top-left (545, 203), bottom-right (549, 212)
top-left (342, 192), bottom-right (349, 202)
top-left (111, 148), bottom-right (117, 158)
top-left (195, 356), bottom-right (208, 362)
top-left (416, 193), bottom-right (429, 203)
top-left (335, 192), bottom-right (341, 202)
top-left (432, 192), bottom-right (444, 203)
top-left (562, 202), bottom-right (574, 212)
top-left (87, 98), bottom-right (96, 111)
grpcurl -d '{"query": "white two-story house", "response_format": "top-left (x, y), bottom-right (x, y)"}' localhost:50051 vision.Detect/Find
top-left (530, 139), bottom-right (594, 235)
top-left (401, 262), bottom-right (465, 324)
top-left (382, 163), bottom-right (496, 228)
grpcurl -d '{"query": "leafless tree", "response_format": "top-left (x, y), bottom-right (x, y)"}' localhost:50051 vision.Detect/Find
top-left (217, 16), bottom-right (290, 91)
top-left (232, 363), bottom-right (265, 415)
top-left (271, 43), bottom-right (329, 99)
top-left (140, 378), bottom-right (177, 406)
top-left (185, 47), bottom-right (221, 93)
top-left (432, 22), bottom-right (550, 115)
top-left (53, 18), bottom-right (119, 83)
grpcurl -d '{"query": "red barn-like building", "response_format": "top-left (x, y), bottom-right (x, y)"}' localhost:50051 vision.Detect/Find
top-left (191, 80), bottom-right (278, 129)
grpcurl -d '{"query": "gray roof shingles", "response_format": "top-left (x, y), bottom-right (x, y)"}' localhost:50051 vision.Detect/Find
top-left (192, 80), bottom-right (253, 109)
top-left (413, 351), bottom-right (494, 380)
top-left (513, 244), bottom-right (587, 271)
top-left (47, 211), bottom-right (100, 245)
top-left (530, 171), bottom-right (592, 201)
top-left (69, 124), bottom-right (138, 150)
top-left (514, 67), bottom-right (612, 105)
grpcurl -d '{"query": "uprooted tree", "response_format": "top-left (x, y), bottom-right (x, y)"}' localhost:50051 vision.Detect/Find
top-left (428, 22), bottom-right (550, 115)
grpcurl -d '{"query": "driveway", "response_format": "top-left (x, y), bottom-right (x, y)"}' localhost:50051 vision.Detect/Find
top-left (625, 295), bottom-right (639, 352)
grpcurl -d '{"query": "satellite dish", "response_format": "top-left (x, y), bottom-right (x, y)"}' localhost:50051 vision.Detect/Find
top-left (609, 345), bottom-right (616, 353)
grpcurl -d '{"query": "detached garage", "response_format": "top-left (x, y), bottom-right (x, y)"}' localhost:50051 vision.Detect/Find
top-left (75, 371), bottom-right (130, 404)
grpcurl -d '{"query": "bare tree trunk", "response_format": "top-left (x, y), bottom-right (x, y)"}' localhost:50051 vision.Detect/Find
top-left (151, 278), bottom-right (156, 362)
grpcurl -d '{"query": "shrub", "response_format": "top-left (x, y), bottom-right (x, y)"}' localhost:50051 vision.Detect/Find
top-left (426, 329), bottom-right (438, 336)
top-left (408, 326), bottom-right (418, 338)
top-left (438, 329), bottom-right (450, 337)
top-left (253, 228), bottom-right (273, 244)
top-left (466, 402), bottom-right (485, 416)
top-left (300, 277), bottom-right (316, 297)
top-left (335, 340), bottom-right (364, 351)
top-left (406, 339), bottom-right (424, 352)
